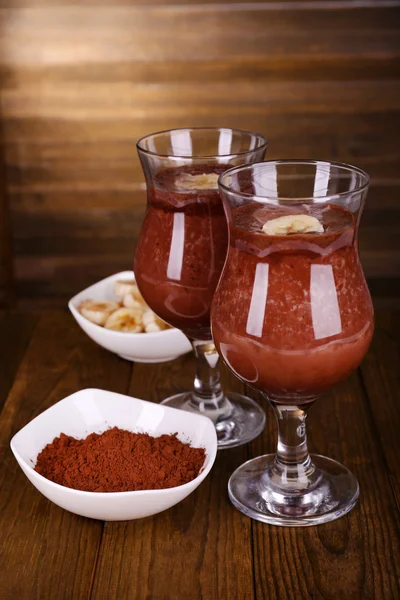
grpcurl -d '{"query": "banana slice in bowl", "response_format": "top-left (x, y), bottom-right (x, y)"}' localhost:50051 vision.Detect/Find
top-left (142, 310), bottom-right (170, 333)
top-left (114, 279), bottom-right (137, 297)
top-left (69, 271), bottom-right (192, 363)
top-left (79, 300), bottom-right (120, 326)
top-left (104, 308), bottom-right (144, 333)
top-left (122, 290), bottom-right (149, 310)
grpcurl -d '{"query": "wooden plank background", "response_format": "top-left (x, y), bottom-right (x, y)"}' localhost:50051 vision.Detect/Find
top-left (0, 143), bottom-right (13, 307)
top-left (0, 0), bottom-right (399, 305)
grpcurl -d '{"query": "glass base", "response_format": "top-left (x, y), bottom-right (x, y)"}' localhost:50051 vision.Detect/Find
top-left (161, 392), bottom-right (266, 449)
top-left (228, 453), bottom-right (359, 526)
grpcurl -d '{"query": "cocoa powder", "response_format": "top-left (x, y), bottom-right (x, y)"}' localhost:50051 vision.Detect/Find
top-left (34, 427), bottom-right (206, 492)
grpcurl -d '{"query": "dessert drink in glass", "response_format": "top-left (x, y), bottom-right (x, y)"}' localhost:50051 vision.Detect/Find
top-left (212, 160), bottom-right (374, 523)
top-left (134, 128), bottom-right (268, 448)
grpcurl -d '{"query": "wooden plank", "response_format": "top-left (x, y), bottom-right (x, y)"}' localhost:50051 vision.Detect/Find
top-left (0, 0), bottom-right (397, 305)
top-left (0, 311), bottom-right (132, 600)
top-left (15, 296), bottom-right (83, 309)
top-left (9, 217), bottom-right (400, 282)
top-left (10, 219), bottom-right (400, 260)
top-left (11, 244), bottom-right (400, 292)
top-left (9, 218), bottom-right (400, 255)
top-left (13, 279), bottom-right (400, 311)
top-left (13, 256), bottom-right (135, 303)
top-left (2, 81), bottom-right (400, 121)
top-left (3, 54), bottom-right (400, 87)
top-left (3, 111), bottom-right (400, 146)
top-left (2, 0), bottom-right (395, 7)
top-left (6, 181), bottom-right (400, 301)
top-left (91, 355), bottom-right (256, 599)
top-left (358, 250), bottom-right (400, 279)
top-left (7, 182), bottom-right (400, 213)
top-left (0, 152), bottom-right (14, 308)
top-left (0, 5), bottom-right (398, 66)
top-left (0, 310), bottom-right (38, 412)
top-left (359, 311), bottom-right (400, 506)
top-left (11, 204), bottom-right (146, 240)
top-left (360, 226), bottom-right (400, 254)
top-left (367, 279), bottom-right (400, 310)
top-left (5, 135), bottom-right (400, 185)
top-left (248, 372), bottom-right (400, 599)
top-left (10, 253), bottom-right (400, 304)
top-left (13, 204), bottom-right (400, 240)
top-left (4, 138), bottom-right (400, 190)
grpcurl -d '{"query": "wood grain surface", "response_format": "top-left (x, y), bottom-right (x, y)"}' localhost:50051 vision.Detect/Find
top-left (92, 357), bottom-right (254, 600)
top-left (0, 309), bottom-right (399, 599)
top-left (0, 148), bottom-right (13, 307)
top-left (0, 310), bottom-right (38, 410)
top-left (359, 311), bottom-right (400, 506)
top-left (0, 312), bottom-right (131, 600)
top-left (0, 0), bottom-right (398, 303)
top-left (249, 375), bottom-right (400, 599)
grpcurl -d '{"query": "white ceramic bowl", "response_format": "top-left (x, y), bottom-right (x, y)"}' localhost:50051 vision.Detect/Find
top-left (10, 389), bottom-right (217, 521)
top-left (68, 271), bottom-right (192, 363)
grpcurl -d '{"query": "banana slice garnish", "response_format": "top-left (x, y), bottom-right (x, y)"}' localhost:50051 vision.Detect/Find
top-left (262, 214), bottom-right (324, 235)
top-left (104, 308), bottom-right (144, 333)
top-left (79, 300), bottom-right (120, 326)
top-left (175, 173), bottom-right (219, 191)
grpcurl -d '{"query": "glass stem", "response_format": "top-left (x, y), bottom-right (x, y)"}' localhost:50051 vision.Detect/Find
top-left (270, 401), bottom-right (315, 488)
top-left (188, 340), bottom-right (232, 422)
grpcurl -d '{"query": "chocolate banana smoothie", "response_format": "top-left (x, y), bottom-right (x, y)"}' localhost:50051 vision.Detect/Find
top-left (212, 202), bottom-right (374, 401)
top-left (134, 165), bottom-right (228, 340)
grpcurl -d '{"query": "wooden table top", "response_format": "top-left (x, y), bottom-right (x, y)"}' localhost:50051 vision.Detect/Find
top-left (1, 309), bottom-right (399, 600)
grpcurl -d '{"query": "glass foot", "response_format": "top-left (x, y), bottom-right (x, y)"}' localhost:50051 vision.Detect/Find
top-left (228, 453), bottom-right (359, 526)
top-left (161, 392), bottom-right (266, 449)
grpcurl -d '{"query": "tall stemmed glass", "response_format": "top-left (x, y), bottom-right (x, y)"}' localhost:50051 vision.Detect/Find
top-left (212, 160), bottom-right (374, 523)
top-left (134, 128), bottom-right (268, 448)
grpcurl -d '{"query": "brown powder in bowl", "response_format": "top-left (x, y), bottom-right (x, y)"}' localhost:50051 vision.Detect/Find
top-left (34, 427), bottom-right (206, 492)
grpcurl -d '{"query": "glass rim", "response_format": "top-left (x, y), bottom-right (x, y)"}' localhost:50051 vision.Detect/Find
top-left (136, 127), bottom-right (268, 159)
top-left (218, 159), bottom-right (370, 202)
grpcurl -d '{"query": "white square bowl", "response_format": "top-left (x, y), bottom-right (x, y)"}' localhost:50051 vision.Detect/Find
top-left (10, 389), bottom-right (217, 521)
top-left (68, 271), bottom-right (192, 363)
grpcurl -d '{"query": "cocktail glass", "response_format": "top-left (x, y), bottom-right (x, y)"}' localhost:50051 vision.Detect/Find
top-left (134, 128), bottom-right (268, 448)
top-left (212, 160), bottom-right (374, 523)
